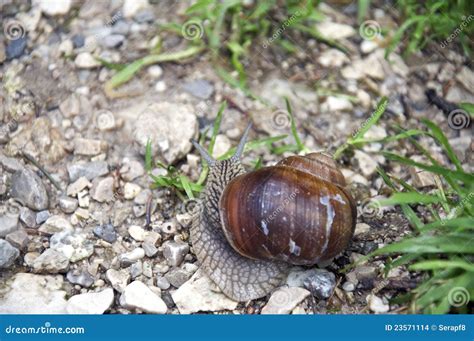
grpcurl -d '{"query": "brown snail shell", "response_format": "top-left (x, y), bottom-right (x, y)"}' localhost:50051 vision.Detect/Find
top-left (219, 153), bottom-right (356, 265)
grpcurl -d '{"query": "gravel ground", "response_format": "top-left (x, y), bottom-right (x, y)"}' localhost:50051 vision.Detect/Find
top-left (0, 0), bottom-right (472, 314)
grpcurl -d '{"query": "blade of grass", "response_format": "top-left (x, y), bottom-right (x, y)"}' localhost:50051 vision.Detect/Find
top-left (145, 139), bottom-right (153, 172)
top-left (104, 45), bottom-right (204, 97)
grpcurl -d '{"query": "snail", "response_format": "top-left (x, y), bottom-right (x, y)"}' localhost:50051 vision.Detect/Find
top-left (190, 124), bottom-right (356, 301)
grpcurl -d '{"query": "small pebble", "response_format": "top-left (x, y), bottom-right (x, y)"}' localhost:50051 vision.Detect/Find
top-left (93, 223), bottom-right (117, 243)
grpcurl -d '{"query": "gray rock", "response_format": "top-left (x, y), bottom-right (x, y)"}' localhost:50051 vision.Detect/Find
top-left (39, 215), bottom-right (73, 235)
top-left (93, 223), bottom-right (117, 243)
top-left (32, 249), bottom-right (69, 273)
top-left (59, 196), bottom-right (79, 213)
top-left (162, 241), bottom-right (189, 267)
top-left (11, 168), bottom-right (49, 211)
top-left (142, 242), bottom-right (158, 257)
top-left (303, 269), bottom-right (336, 299)
top-left (134, 9), bottom-right (155, 23)
top-left (171, 269), bottom-right (238, 314)
top-left (6, 229), bottom-right (29, 250)
top-left (0, 273), bottom-right (67, 313)
top-left (66, 269), bottom-right (95, 287)
top-left (354, 266), bottom-right (378, 281)
top-left (35, 210), bottom-right (50, 225)
top-left (134, 189), bottom-right (152, 205)
top-left (342, 281), bottom-right (356, 292)
top-left (111, 21), bottom-right (130, 35)
top-left (0, 239), bottom-right (20, 268)
top-left (156, 276), bottom-right (171, 290)
top-left (183, 79), bottom-right (214, 99)
top-left (133, 102), bottom-right (198, 164)
top-left (71, 34), bottom-right (85, 48)
top-left (101, 34), bottom-right (125, 48)
top-left (66, 177), bottom-right (92, 197)
top-left (120, 158), bottom-right (145, 182)
top-left (50, 231), bottom-right (94, 262)
top-left (73, 138), bottom-right (107, 156)
top-left (6, 36), bottom-right (27, 60)
top-left (119, 248), bottom-right (145, 267)
top-left (120, 281), bottom-right (167, 314)
top-left (0, 213), bottom-right (19, 237)
top-left (66, 288), bottom-right (114, 314)
top-left (59, 93), bottom-right (80, 118)
top-left (0, 155), bottom-right (24, 172)
top-left (19, 207), bottom-right (36, 228)
top-left (106, 269), bottom-right (130, 293)
top-left (67, 161), bottom-right (109, 182)
top-left (165, 268), bottom-right (192, 288)
top-left (91, 177), bottom-right (115, 203)
top-left (130, 261), bottom-right (143, 279)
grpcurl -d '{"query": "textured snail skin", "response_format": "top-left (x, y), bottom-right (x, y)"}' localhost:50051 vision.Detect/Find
top-left (190, 159), bottom-right (289, 302)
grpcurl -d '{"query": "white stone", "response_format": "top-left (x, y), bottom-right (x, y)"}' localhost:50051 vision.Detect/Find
top-left (106, 269), bottom-right (130, 293)
top-left (322, 96), bottom-right (353, 112)
top-left (39, 215), bottom-right (73, 235)
top-left (0, 273), bottom-right (67, 313)
top-left (128, 225), bottom-right (146, 242)
top-left (123, 0), bottom-right (149, 18)
top-left (66, 288), bottom-right (114, 314)
top-left (67, 177), bottom-right (92, 197)
top-left (148, 65), bottom-right (163, 78)
top-left (318, 49), bottom-right (349, 67)
top-left (75, 52), bottom-right (100, 69)
top-left (172, 269), bottom-right (238, 314)
top-left (133, 102), bottom-right (198, 164)
top-left (357, 89), bottom-right (371, 109)
top-left (354, 223), bottom-right (371, 236)
top-left (315, 21), bottom-right (356, 40)
top-left (120, 281), bottom-right (167, 314)
top-left (50, 231), bottom-right (94, 262)
top-left (360, 40), bottom-right (378, 54)
top-left (211, 134), bottom-right (231, 159)
top-left (367, 294), bottom-right (390, 313)
top-left (154, 81), bottom-right (167, 92)
top-left (35, 0), bottom-right (71, 16)
top-left (354, 150), bottom-right (378, 177)
top-left (261, 287), bottom-right (310, 314)
top-left (123, 183), bottom-right (141, 200)
top-left (456, 66), bottom-right (474, 94)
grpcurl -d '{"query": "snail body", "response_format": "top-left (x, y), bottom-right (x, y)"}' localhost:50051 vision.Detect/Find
top-left (191, 125), bottom-right (356, 301)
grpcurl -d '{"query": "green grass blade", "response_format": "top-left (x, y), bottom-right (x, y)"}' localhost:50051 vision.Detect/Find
top-left (145, 139), bottom-right (153, 172)
top-left (208, 101), bottom-right (226, 155)
top-left (379, 192), bottom-right (445, 205)
top-left (422, 119), bottom-right (463, 172)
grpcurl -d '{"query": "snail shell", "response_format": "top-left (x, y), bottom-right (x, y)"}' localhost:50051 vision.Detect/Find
top-left (219, 153), bottom-right (356, 265)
